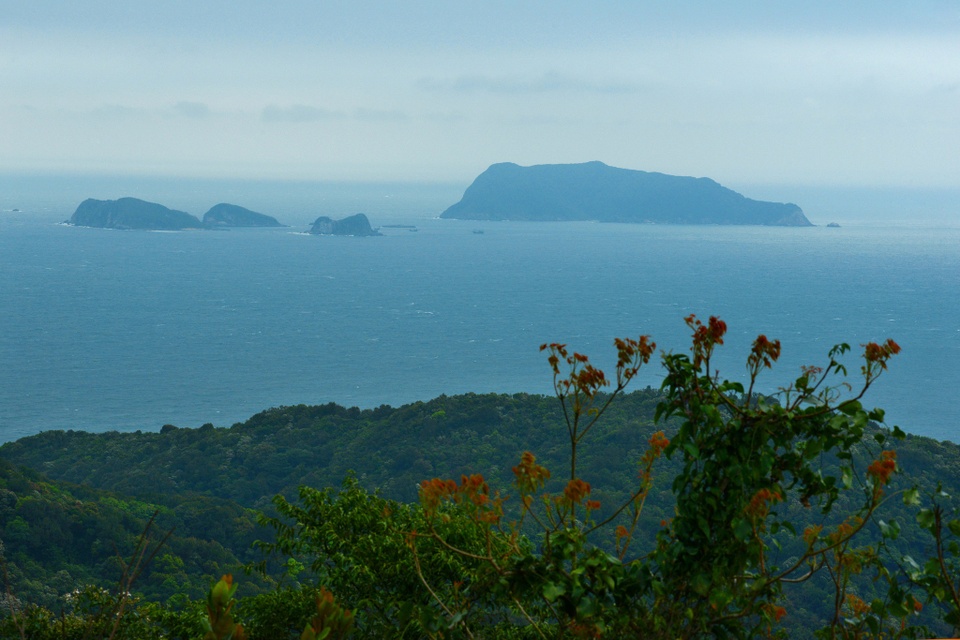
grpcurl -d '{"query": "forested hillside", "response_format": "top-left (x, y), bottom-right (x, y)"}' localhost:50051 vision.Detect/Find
top-left (0, 391), bottom-right (662, 509)
top-left (2, 385), bottom-right (960, 637)
top-left (0, 458), bottom-right (268, 610)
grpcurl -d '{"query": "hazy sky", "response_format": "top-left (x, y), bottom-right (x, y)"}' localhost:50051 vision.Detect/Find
top-left (1, 1), bottom-right (958, 186)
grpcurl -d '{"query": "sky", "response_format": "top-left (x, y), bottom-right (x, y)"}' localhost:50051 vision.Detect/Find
top-left (1, 1), bottom-right (959, 187)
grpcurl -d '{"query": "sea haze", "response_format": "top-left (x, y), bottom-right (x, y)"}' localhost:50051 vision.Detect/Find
top-left (0, 178), bottom-right (958, 444)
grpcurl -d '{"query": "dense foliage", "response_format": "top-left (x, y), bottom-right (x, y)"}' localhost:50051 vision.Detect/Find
top-left (2, 315), bottom-right (960, 637)
top-left (381, 318), bottom-right (925, 638)
top-left (0, 459), bottom-right (269, 610)
top-left (0, 391), bottom-right (663, 511)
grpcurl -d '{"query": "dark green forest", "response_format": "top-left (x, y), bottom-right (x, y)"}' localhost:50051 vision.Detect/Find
top-left (2, 326), bottom-right (960, 638)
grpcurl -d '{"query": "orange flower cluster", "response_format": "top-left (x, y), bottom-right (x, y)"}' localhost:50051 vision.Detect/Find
top-left (744, 488), bottom-right (783, 519)
top-left (540, 342), bottom-right (568, 375)
top-left (863, 339), bottom-right (902, 370)
top-left (541, 335), bottom-right (654, 403)
top-left (419, 477), bottom-right (458, 513)
top-left (460, 473), bottom-right (491, 506)
top-left (803, 524), bottom-right (823, 547)
top-left (648, 431), bottom-right (670, 457)
top-left (569, 363), bottom-right (608, 396)
top-left (614, 335), bottom-right (656, 379)
top-left (513, 451), bottom-right (551, 494)
top-left (636, 431), bottom-right (670, 490)
top-left (539, 342), bottom-right (611, 397)
top-left (762, 603), bottom-right (787, 623)
top-left (615, 525), bottom-right (629, 541)
top-left (419, 474), bottom-right (502, 523)
top-left (748, 334), bottom-right (782, 370)
top-left (844, 594), bottom-right (871, 617)
top-left (564, 478), bottom-right (592, 505)
top-left (686, 314), bottom-right (728, 367)
top-left (827, 517), bottom-right (864, 546)
top-left (687, 314), bottom-right (728, 346)
top-left (867, 450), bottom-right (897, 492)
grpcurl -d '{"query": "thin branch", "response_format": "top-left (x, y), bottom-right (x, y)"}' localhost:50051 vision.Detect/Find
top-left (409, 539), bottom-right (476, 640)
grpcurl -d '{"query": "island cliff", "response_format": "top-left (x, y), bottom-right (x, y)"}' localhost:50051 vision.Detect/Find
top-left (441, 162), bottom-right (811, 226)
top-left (309, 213), bottom-right (381, 236)
top-left (202, 203), bottom-right (284, 228)
top-left (67, 198), bottom-right (202, 230)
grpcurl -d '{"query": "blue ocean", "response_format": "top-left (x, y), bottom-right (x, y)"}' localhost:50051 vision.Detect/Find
top-left (1, 176), bottom-right (958, 444)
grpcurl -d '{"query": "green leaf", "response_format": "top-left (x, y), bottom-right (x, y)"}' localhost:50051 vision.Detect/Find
top-left (878, 519), bottom-right (901, 540)
top-left (948, 519), bottom-right (960, 537)
top-left (397, 601), bottom-right (414, 626)
top-left (839, 400), bottom-right (862, 416)
top-left (732, 518), bottom-right (753, 542)
top-left (902, 488), bottom-right (921, 506)
top-left (917, 508), bottom-right (935, 530)
top-left (709, 589), bottom-right (733, 609)
top-left (902, 555), bottom-right (920, 571)
top-left (841, 466), bottom-right (853, 489)
top-left (542, 582), bottom-right (566, 602)
top-left (690, 573), bottom-right (711, 596)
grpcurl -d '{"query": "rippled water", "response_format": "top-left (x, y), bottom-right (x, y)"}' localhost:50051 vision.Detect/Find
top-left (1, 182), bottom-right (958, 443)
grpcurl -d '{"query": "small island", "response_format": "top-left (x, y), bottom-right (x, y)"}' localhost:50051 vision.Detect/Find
top-left (441, 161), bottom-right (811, 227)
top-left (309, 213), bottom-right (381, 236)
top-left (202, 203), bottom-right (284, 228)
top-left (66, 198), bottom-right (288, 230)
top-left (67, 198), bottom-right (203, 230)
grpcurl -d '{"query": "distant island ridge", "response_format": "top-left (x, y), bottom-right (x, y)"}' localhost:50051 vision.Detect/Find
top-left (441, 161), bottom-right (812, 226)
top-left (65, 197), bottom-right (361, 232)
top-left (65, 163), bottom-right (812, 231)
top-left (67, 198), bottom-right (284, 230)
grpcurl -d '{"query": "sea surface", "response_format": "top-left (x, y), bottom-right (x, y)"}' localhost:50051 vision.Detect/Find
top-left (1, 177), bottom-right (958, 444)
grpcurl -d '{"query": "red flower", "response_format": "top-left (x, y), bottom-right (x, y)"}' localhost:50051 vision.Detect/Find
top-left (564, 478), bottom-right (591, 504)
top-left (867, 450), bottom-right (897, 486)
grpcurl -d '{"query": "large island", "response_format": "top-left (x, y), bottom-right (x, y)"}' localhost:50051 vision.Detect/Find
top-left (441, 162), bottom-right (811, 226)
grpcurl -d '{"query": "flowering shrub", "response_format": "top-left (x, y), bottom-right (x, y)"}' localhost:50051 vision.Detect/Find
top-left (408, 316), bottom-right (922, 638)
